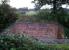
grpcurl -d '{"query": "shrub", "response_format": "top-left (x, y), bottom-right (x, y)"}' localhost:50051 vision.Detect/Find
top-left (0, 0), bottom-right (18, 32)
top-left (0, 33), bottom-right (69, 50)
top-left (32, 10), bottom-right (55, 22)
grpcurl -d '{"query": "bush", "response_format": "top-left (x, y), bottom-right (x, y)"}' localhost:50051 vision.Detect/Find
top-left (0, 1), bottom-right (18, 32)
top-left (32, 10), bottom-right (55, 22)
top-left (0, 33), bottom-right (69, 50)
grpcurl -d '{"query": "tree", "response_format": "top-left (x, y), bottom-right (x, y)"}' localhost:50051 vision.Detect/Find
top-left (0, 0), bottom-right (17, 32)
top-left (33, 0), bottom-right (69, 27)
top-left (33, 0), bottom-right (69, 13)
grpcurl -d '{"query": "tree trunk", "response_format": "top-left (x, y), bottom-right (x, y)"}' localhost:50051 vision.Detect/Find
top-left (53, 0), bottom-right (57, 14)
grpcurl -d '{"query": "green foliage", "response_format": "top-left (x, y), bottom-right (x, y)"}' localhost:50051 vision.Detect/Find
top-left (32, 10), bottom-right (54, 22)
top-left (0, 0), bottom-right (17, 32)
top-left (33, 0), bottom-right (69, 9)
top-left (64, 27), bottom-right (69, 38)
top-left (32, 9), bottom-right (69, 23)
top-left (0, 33), bottom-right (69, 50)
top-left (32, 9), bottom-right (67, 22)
top-left (52, 8), bottom-right (69, 29)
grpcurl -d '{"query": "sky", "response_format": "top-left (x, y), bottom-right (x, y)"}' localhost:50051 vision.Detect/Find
top-left (9, 0), bottom-right (69, 9)
top-left (10, 0), bottom-right (35, 9)
top-left (9, 0), bottom-right (56, 9)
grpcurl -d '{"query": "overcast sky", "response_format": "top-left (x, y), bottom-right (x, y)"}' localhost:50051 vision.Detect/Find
top-left (9, 0), bottom-right (69, 9)
top-left (10, 0), bottom-right (35, 9)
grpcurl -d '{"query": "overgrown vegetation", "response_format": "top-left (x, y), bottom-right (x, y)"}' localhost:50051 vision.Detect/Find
top-left (0, 33), bottom-right (69, 50)
top-left (0, 0), bottom-right (69, 49)
top-left (0, 0), bottom-right (18, 32)
top-left (32, 9), bottom-right (53, 22)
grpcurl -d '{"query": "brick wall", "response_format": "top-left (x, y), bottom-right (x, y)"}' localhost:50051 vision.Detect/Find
top-left (10, 22), bottom-right (64, 40)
